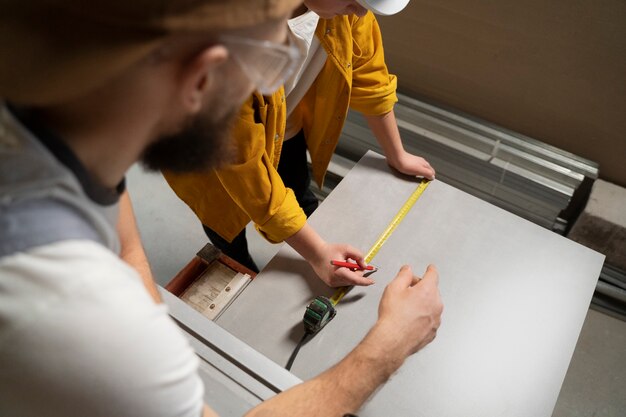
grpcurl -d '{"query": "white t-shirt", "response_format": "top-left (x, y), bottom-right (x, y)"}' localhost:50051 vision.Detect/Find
top-left (0, 241), bottom-right (204, 417)
top-left (284, 10), bottom-right (328, 140)
top-left (0, 104), bottom-right (204, 417)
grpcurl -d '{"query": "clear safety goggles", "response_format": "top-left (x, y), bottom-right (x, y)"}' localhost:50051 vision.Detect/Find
top-left (220, 35), bottom-right (301, 96)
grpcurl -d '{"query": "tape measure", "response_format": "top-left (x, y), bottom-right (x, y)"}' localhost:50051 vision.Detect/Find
top-left (329, 178), bottom-right (431, 306)
top-left (288, 178), bottom-right (431, 370)
top-left (303, 296), bottom-right (337, 335)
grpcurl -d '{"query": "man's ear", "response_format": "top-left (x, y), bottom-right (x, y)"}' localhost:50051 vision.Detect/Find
top-left (178, 45), bottom-right (228, 114)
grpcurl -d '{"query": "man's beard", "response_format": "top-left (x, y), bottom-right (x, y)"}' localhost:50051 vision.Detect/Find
top-left (140, 107), bottom-right (237, 173)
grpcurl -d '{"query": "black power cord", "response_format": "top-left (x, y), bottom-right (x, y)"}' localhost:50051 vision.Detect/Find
top-left (284, 296), bottom-right (359, 417)
top-left (285, 296), bottom-right (336, 371)
top-left (285, 332), bottom-right (310, 371)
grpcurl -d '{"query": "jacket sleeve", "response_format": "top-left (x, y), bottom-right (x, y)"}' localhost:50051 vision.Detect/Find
top-left (162, 93), bottom-right (307, 244)
top-left (213, 94), bottom-right (307, 244)
top-left (348, 12), bottom-right (398, 115)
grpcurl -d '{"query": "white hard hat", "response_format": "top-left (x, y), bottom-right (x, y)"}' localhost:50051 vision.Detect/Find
top-left (356, 0), bottom-right (411, 15)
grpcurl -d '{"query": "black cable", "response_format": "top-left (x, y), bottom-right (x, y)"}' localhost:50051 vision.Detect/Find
top-left (285, 332), bottom-right (310, 371)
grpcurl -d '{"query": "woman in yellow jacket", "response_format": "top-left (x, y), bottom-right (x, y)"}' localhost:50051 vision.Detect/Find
top-left (164, 0), bottom-right (435, 287)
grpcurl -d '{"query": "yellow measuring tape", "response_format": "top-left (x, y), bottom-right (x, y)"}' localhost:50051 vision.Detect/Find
top-left (329, 178), bottom-right (431, 306)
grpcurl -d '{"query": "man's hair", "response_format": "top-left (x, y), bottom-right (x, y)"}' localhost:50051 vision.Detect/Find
top-left (0, 0), bottom-right (300, 105)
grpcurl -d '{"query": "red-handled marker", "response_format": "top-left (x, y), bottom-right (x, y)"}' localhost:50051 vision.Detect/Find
top-left (330, 260), bottom-right (376, 271)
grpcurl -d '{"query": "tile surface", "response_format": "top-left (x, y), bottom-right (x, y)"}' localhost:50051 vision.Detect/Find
top-left (216, 152), bottom-right (605, 417)
top-left (127, 160), bottom-right (624, 416)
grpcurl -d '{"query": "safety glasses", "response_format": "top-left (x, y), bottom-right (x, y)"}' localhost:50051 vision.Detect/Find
top-left (220, 35), bottom-right (301, 95)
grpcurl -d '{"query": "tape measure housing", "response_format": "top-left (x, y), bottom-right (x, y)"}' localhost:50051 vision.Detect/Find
top-left (303, 296), bottom-right (337, 334)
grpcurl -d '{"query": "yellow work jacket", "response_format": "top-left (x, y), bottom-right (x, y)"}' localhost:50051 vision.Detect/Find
top-left (163, 12), bottom-right (398, 244)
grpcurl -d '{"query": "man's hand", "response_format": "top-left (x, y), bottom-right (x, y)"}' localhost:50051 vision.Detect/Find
top-left (244, 264), bottom-right (443, 417)
top-left (372, 264), bottom-right (443, 358)
top-left (309, 242), bottom-right (375, 287)
top-left (285, 223), bottom-right (375, 287)
top-left (365, 110), bottom-right (436, 180)
top-left (387, 151), bottom-right (435, 180)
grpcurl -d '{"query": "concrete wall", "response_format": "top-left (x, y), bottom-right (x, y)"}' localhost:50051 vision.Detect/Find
top-left (377, 0), bottom-right (626, 186)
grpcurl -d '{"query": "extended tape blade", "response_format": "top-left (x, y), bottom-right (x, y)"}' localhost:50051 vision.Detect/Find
top-left (330, 179), bottom-right (431, 306)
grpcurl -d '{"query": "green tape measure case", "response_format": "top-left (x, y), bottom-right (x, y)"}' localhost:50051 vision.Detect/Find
top-left (303, 296), bottom-right (336, 334)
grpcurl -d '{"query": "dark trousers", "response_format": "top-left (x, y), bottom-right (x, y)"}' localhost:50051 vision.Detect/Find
top-left (203, 130), bottom-right (318, 272)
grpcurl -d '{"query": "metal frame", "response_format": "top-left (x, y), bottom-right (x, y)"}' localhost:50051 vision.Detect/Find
top-left (161, 289), bottom-right (300, 416)
top-left (333, 93), bottom-right (598, 234)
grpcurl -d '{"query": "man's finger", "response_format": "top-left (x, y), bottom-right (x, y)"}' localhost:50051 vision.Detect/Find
top-left (418, 160), bottom-right (435, 179)
top-left (420, 264), bottom-right (439, 286)
top-left (413, 166), bottom-right (434, 180)
top-left (335, 268), bottom-right (374, 286)
top-left (389, 265), bottom-right (414, 289)
top-left (422, 166), bottom-right (435, 180)
top-left (354, 258), bottom-right (368, 269)
top-left (343, 246), bottom-right (367, 269)
top-left (351, 276), bottom-right (376, 286)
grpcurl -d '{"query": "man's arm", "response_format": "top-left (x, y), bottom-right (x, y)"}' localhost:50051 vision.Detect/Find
top-left (237, 264), bottom-right (443, 417)
top-left (203, 405), bottom-right (219, 417)
top-left (117, 190), bottom-right (161, 303)
top-left (348, 14), bottom-right (434, 181)
top-left (366, 110), bottom-right (436, 180)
